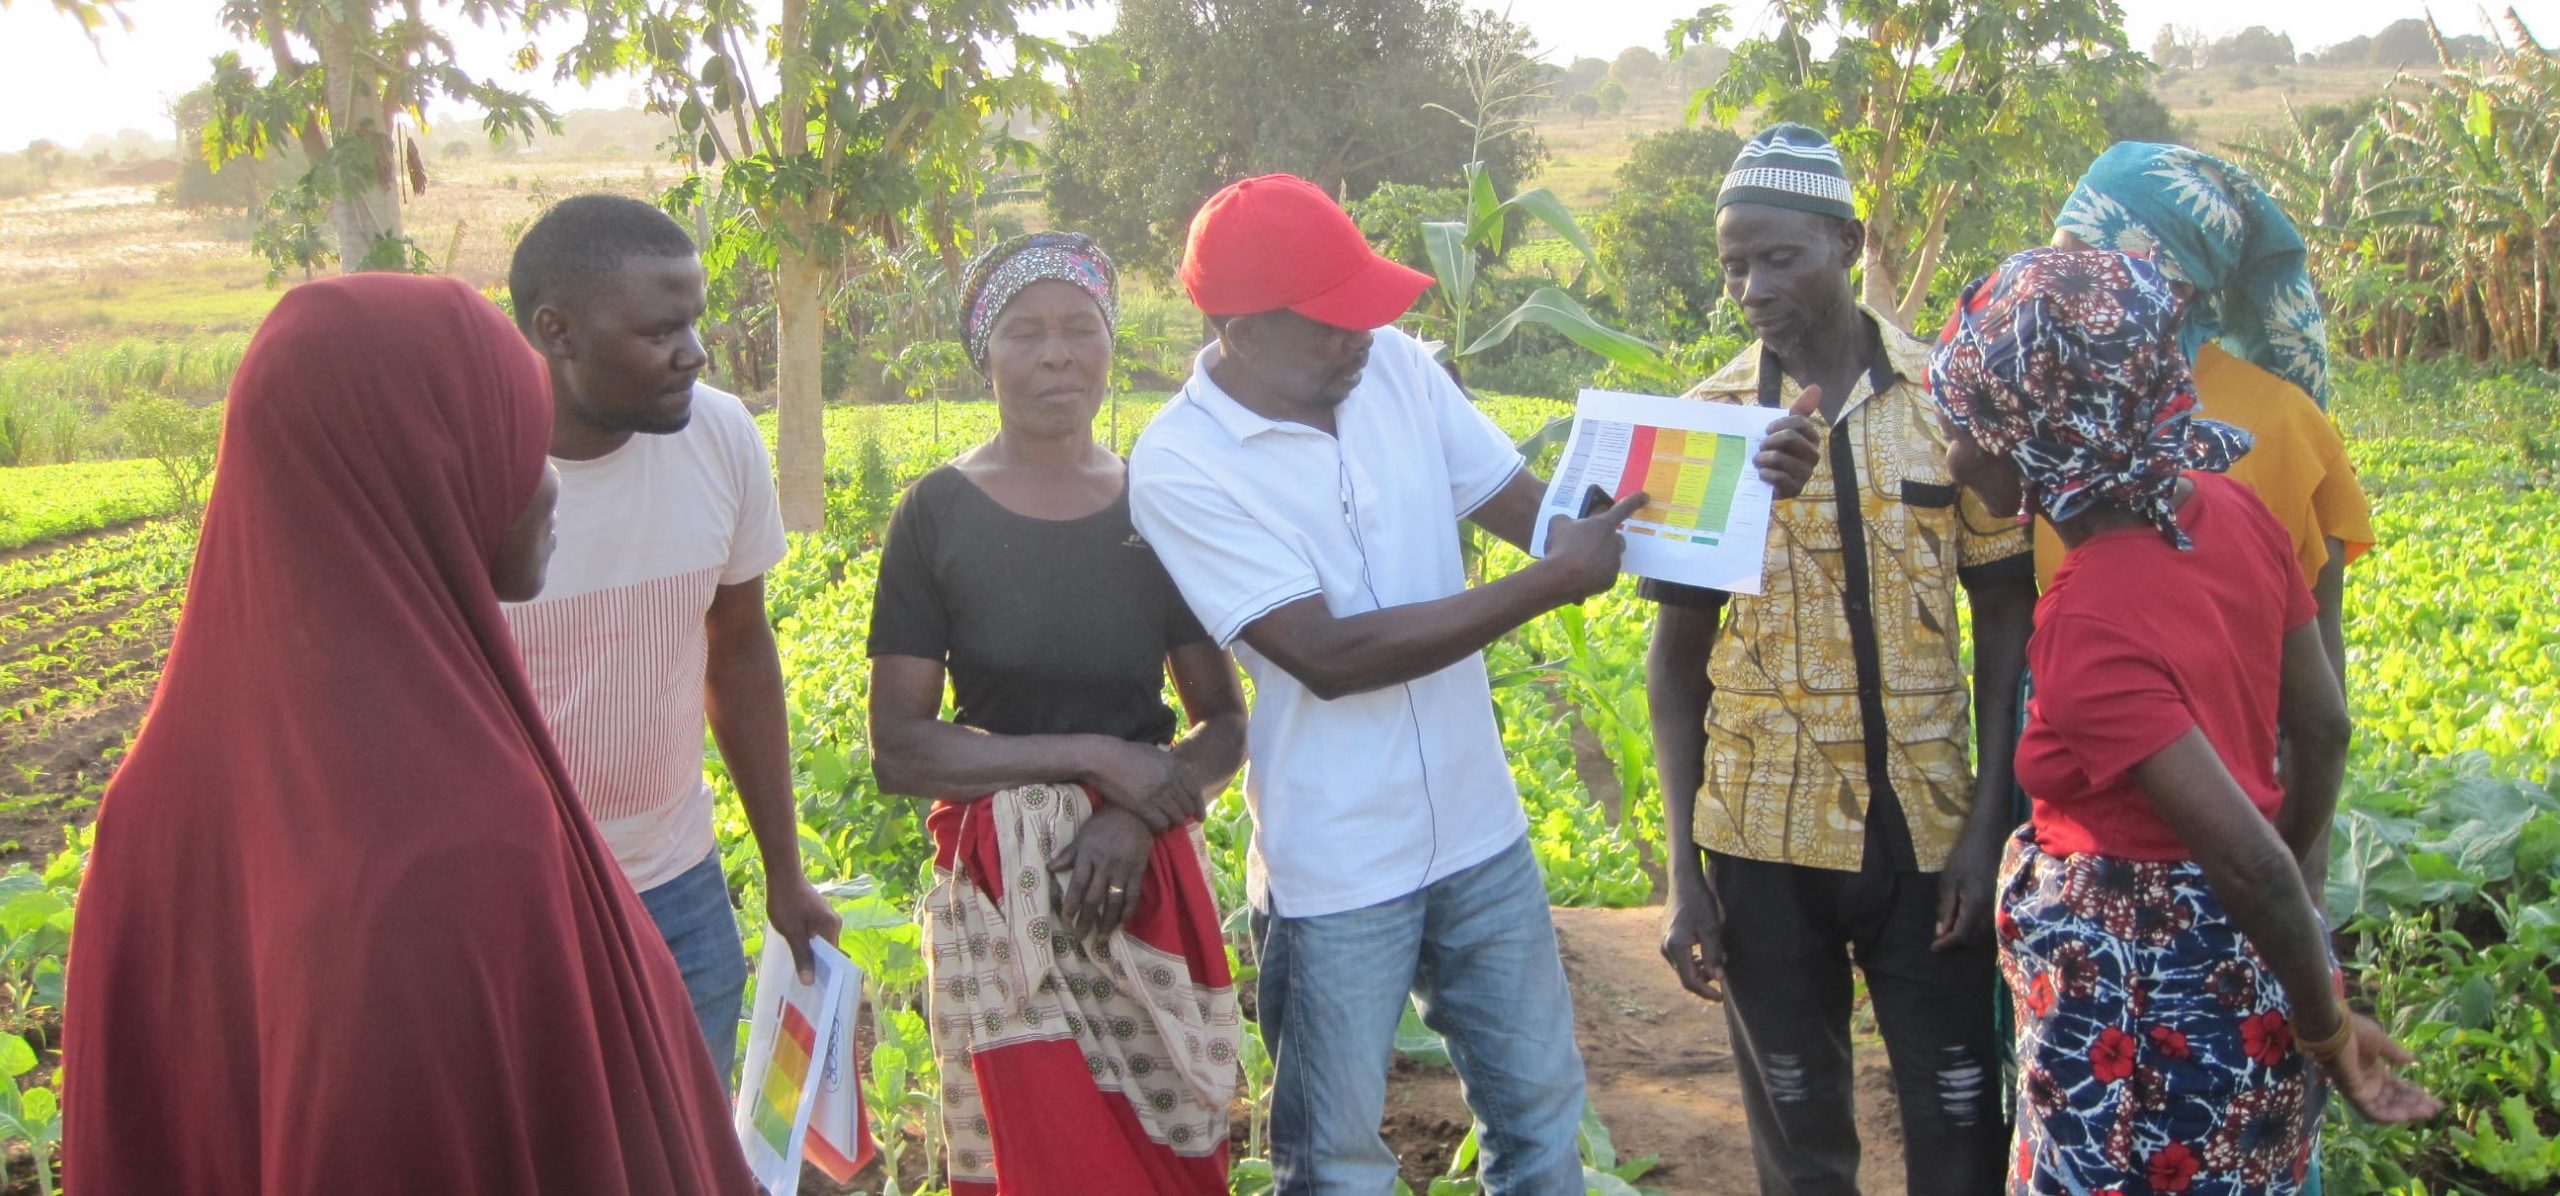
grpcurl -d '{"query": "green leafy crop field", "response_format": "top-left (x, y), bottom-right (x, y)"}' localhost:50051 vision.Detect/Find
top-left (0, 461), bottom-right (174, 551)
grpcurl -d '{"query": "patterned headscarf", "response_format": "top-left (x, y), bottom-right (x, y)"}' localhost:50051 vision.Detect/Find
top-left (1931, 248), bottom-right (2253, 550)
top-left (2054, 141), bottom-right (2331, 406)
top-left (958, 231), bottom-right (1119, 375)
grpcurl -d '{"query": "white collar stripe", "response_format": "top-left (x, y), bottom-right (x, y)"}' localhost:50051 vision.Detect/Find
top-left (1720, 166), bottom-right (1855, 203)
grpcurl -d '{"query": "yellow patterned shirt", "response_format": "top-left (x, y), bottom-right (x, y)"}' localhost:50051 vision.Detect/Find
top-left (1653, 307), bottom-right (2031, 872)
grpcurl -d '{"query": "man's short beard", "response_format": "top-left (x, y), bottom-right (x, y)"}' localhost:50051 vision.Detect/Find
top-left (570, 391), bottom-right (692, 438)
top-left (612, 406), bottom-right (691, 436)
top-left (1766, 290), bottom-right (1859, 364)
top-left (1762, 325), bottom-right (1814, 360)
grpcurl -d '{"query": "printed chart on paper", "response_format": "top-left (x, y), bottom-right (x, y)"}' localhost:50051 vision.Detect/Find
top-left (733, 932), bottom-right (865, 1193)
top-left (1529, 389), bottom-right (1779, 594)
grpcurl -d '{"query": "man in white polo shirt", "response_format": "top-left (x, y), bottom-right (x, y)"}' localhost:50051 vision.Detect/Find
top-left (502, 194), bottom-right (840, 1088)
top-left (1128, 173), bottom-right (1647, 1194)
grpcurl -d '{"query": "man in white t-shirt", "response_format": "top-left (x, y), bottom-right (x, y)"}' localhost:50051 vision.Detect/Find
top-left (502, 195), bottom-right (840, 1085)
top-left (1128, 174), bottom-right (1659, 1194)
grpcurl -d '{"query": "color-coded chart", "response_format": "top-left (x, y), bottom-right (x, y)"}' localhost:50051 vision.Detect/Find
top-left (1531, 389), bottom-right (1779, 594)
top-left (752, 1003), bottom-right (821, 1154)
top-left (733, 931), bottom-right (866, 1194)
top-left (1613, 424), bottom-right (1749, 545)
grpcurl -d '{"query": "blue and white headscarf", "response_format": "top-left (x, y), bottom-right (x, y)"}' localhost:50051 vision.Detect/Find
top-left (2054, 142), bottom-right (2331, 407)
top-left (1933, 249), bottom-right (2252, 550)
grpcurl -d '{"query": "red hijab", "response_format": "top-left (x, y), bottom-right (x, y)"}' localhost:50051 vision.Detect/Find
top-left (62, 274), bottom-right (754, 1195)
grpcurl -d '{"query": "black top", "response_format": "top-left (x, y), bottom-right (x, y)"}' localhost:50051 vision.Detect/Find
top-left (866, 463), bottom-right (1208, 745)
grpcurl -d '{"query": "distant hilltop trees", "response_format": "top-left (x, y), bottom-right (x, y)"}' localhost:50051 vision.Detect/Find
top-left (2149, 18), bottom-right (2503, 72)
top-left (2310, 18), bottom-right (2499, 68)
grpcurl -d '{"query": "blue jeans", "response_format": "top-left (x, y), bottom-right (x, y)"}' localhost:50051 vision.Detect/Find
top-left (636, 850), bottom-right (749, 1092)
top-left (1253, 835), bottom-right (1587, 1195)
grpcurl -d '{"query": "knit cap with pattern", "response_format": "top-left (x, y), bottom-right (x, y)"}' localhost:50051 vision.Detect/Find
top-left (1718, 122), bottom-right (1856, 222)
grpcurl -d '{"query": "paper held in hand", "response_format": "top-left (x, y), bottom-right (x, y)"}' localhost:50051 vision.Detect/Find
top-left (733, 929), bottom-right (876, 1194)
top-left (1528, 389), bottom-right (1779, 595)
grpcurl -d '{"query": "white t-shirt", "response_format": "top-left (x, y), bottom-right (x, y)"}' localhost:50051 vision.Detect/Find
top-left (1129, 326), bottom-right (1528, 918)
top-left (503, 383), bottom-right (788, 893)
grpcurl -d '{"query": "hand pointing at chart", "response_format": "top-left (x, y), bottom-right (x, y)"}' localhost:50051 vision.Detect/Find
top-left (1532, 390), bottom-right (1788, 595)
top-left (1541, 491), bottom-right (1649, 602)
top-left (1756, 384), bottom-right (1825, 499)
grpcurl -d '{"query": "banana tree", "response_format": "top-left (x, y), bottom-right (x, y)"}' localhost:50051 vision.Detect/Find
top-left (1419, 161), bottom-right (1666, 379)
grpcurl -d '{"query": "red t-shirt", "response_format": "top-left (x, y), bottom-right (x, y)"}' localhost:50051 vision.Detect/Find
top-left (2017, 471), bottom-right (2320, 861)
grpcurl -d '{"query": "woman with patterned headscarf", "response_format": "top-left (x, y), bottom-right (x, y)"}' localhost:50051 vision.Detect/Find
top-left (2047, 141), bottom-right (2374, 687)
top-left (1931, 248), bottom-right (2437, 1196)
top-left (865, 232), bottom-right (1247, 1194)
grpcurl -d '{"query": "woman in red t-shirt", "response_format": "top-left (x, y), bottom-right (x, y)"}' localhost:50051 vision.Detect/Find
top-left (1927, 248), bottom-right (2437, 1195)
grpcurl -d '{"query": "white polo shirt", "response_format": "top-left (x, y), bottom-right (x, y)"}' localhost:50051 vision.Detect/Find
top-left (1129, 326), bottom-right (1528, 918)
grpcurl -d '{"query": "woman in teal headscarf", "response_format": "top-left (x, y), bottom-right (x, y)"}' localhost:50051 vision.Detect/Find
top-left (2055, 142), bottom-right (2332, 403)
top-left (2041, 142), bottom-right (2374, 682)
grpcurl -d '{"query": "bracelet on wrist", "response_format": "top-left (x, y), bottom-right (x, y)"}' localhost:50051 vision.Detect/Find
top-left (2299, 1012), bottom-right (2355, 1062)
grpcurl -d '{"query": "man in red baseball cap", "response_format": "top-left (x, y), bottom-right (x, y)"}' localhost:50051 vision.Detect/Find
top-left (1178, 172), bottom-right (1440, 333)
top-left (1128, 172), bottom-right (1642, 1192)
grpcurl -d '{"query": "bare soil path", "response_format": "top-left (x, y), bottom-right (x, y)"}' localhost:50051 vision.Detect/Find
top-left (1377, 906), bottom-right (1909, 1195)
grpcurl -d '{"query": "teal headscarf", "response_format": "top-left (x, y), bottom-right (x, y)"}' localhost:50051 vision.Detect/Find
top-left (2054, 142), bottom-right (2331, 407)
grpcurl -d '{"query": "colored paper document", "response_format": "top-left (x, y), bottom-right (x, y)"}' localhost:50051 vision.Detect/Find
top-left (733, 930), bottom-right (869, 1194)
top-left (1529, 388), bottom-right (1778, 594)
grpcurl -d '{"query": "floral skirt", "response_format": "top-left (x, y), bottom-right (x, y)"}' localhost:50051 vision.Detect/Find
top-left (1998, 827), bottom-right (2327, 1194)
top-left (924, 783), bottom-right (1241, 1195)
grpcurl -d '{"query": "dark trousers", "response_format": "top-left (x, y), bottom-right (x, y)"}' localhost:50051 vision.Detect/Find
top-left (1707, 848), bottom-right (2009, 1196)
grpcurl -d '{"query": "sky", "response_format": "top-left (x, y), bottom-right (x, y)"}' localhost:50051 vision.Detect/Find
top-left (2, 0), bottom-right (2551, 154)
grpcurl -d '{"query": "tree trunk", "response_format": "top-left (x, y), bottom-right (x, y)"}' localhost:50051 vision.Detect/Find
top-left (1860, 231), bottom-right (1907, 320)
top-left (1857, 144), bottom-right (1902, 316)
top-left (771, 0), bottom-right (825, 532)
top-left (1886, 184), bottom-right (1964, 332)
top-left (312, 7), bottom-right (401, 270)
top-left (774, 240), bottom-right (828, 533)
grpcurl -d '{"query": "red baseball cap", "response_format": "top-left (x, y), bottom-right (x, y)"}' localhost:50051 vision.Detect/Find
top-left (1180, 173), bottom-right (1436, 330)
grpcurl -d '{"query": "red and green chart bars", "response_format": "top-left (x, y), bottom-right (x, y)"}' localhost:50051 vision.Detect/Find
top-left (733, 930), bottom-right (870, 1192)
top-left (1532, 388), bottom-right (1779, 594)
top-left (1556, 416), bottom-right (1751, 545)
top-left (1618, 424), bottom-right (1748, 545)
top-left (751, 1002), bottom-right (821, 1156)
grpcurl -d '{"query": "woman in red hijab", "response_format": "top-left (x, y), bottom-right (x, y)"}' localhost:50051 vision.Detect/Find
top-left (61, 274), bottom-right (756, 1195)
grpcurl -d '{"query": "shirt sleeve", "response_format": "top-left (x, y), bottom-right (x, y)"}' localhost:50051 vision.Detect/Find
top-left (2225, 473), bottom-right (2322, 630)
top-left (1130, 448), bottom-right (1323, 648)
top-left (2310, 426), bottom-right (2376, 567)
top-left (721, 404), bottom-right (790, 585)
top-left (1413, 336), bottom-right (1526, 515)
top-left (865, 482), bottom-right (950, 661)
top-left (2029, 612), bottom-right (2196, 793)
top-left (1955, 483), bottom-right (2032, 571)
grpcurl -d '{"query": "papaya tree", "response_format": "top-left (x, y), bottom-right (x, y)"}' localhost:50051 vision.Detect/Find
top-left (199, 0), bottom-right (556, 275)
top-left (544, 0), bottom-right (1063, 530)
top-left (1674, 0), bottom-right (2147, 329)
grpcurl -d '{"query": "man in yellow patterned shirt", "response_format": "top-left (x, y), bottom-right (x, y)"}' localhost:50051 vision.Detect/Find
top-left (1646, 124), bottom-right (2037, 1195)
